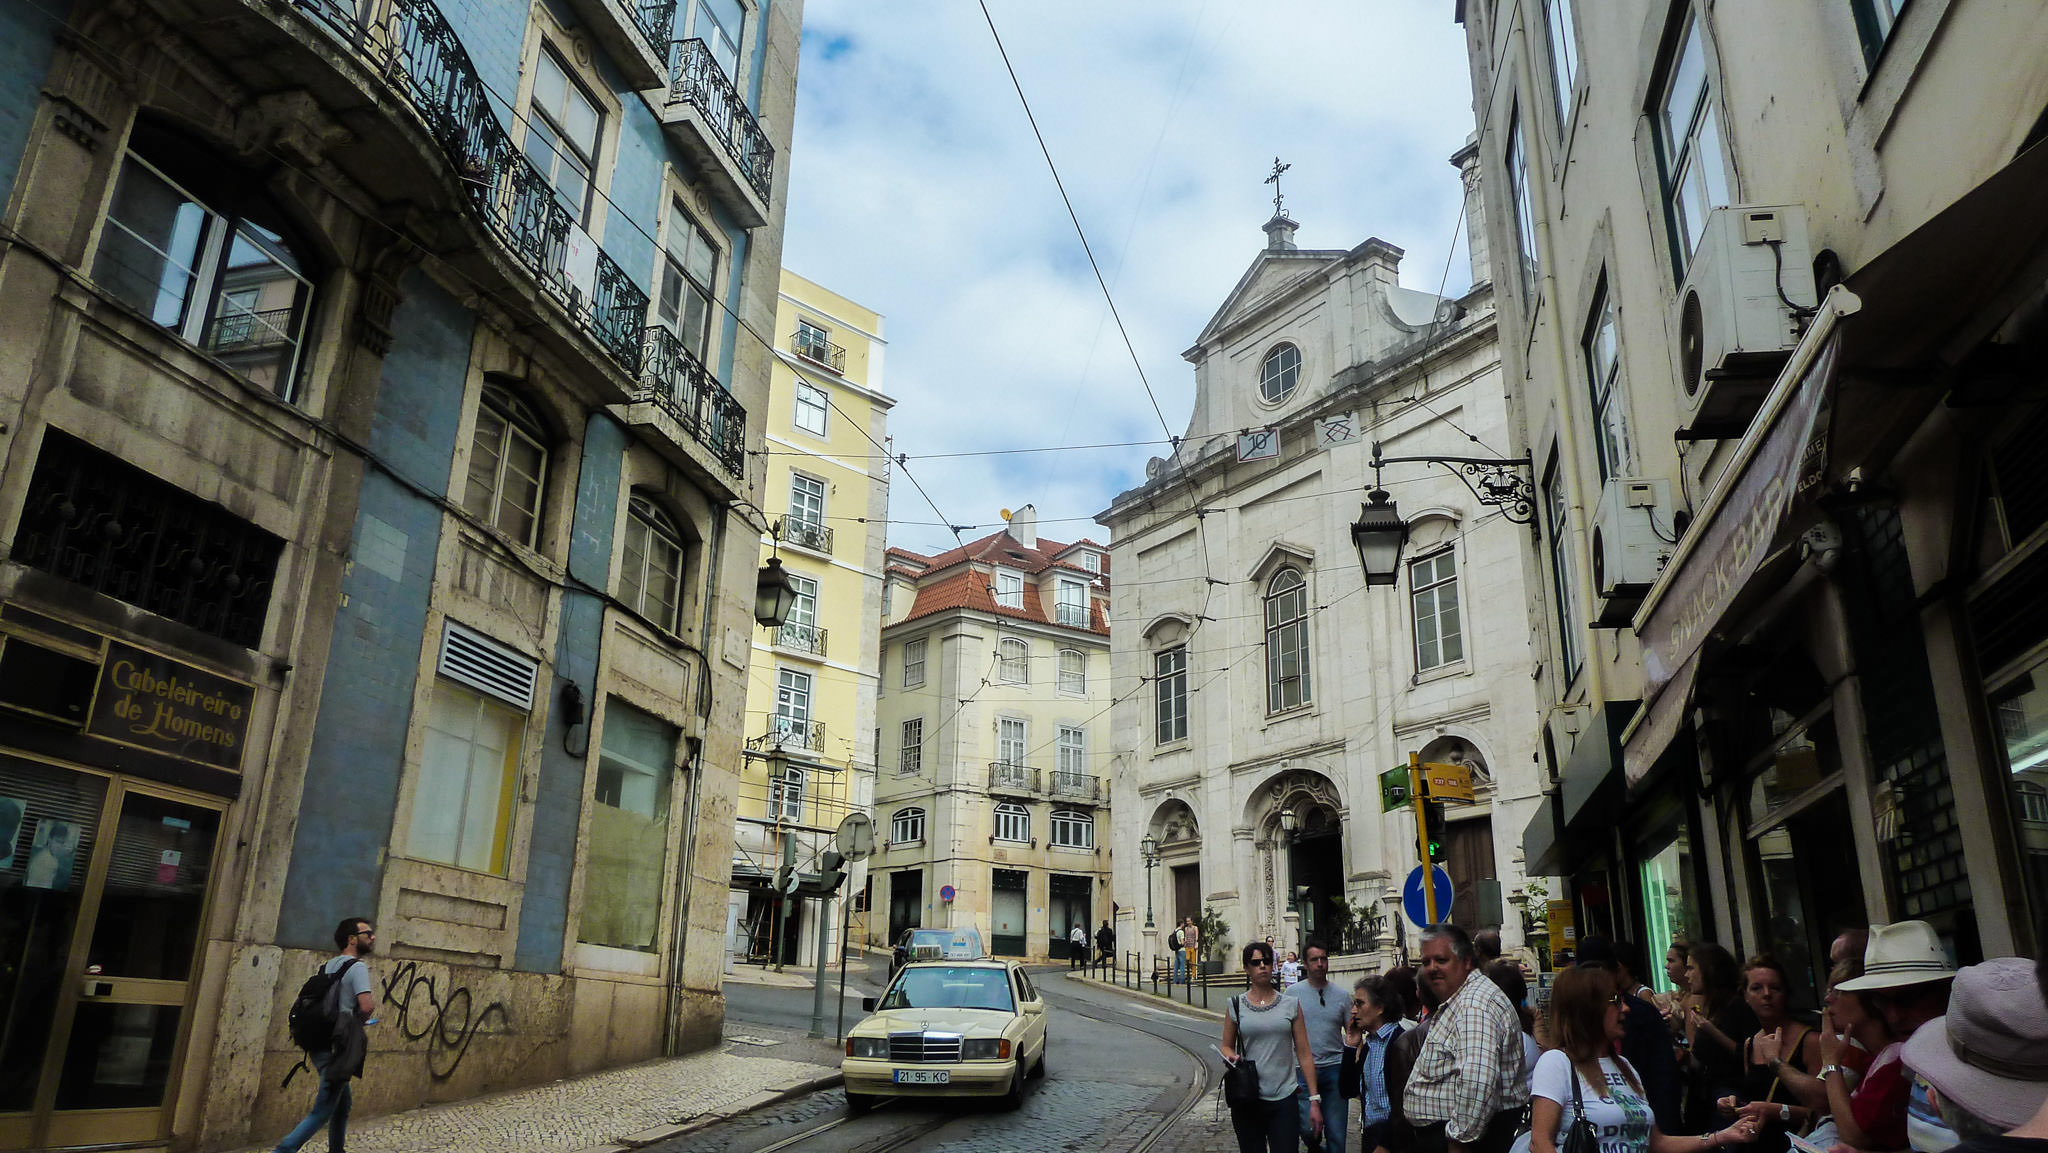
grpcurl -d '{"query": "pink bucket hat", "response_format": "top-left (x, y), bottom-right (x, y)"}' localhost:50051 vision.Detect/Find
top-left (1901, 957), bottom-right (2048, 1130)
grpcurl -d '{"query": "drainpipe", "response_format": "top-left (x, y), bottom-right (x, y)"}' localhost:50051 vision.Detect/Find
top-left (664, 502), bottom-right (731, 1054)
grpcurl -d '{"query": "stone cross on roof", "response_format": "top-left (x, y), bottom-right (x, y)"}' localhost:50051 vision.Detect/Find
top-left (1264, 156), bottom-right (1292, 219)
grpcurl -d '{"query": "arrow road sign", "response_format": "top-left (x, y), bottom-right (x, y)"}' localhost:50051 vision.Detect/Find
top-left (1402, 864), bottom-right (1454, 928)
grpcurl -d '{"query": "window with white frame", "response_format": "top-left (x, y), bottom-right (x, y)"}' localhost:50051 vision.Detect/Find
top-left (1055, 726), bottom-right (1085, 783)
top-left (899, 717), bottom-right (923, 775)
top-left (1055, 578), bottom-right (1088, 627)
top-left (903, 637), bottom-right (927, 688)
top-left (1156, 646), bottom-right (1188, 744)
top-left (1264, 568), bottom-right (1312, 712)
top-left (787, 473), bottom-right (828, 552)
top-left (463, 384), bottom-right (550, 548)
top-left (774, 668), bottom-right (812, 742)
top-left (771, 765), bottom-right (804, 821)
top-left (778, 572), bottom-right (819, 652)
top-left (1050, 808), bottom-right (1093, 849)
top-left (1058, 648), bottom-right (1085, 695)
top-left (683, 0), bottom-right (743, 81)
top-left (657, 199), bottom-right (718, 360)
top-left (408, 680), bottom-right (524, 874)
top-left (94, 127), bottom-right (317, 398)
top-left (994, 569), bottom-right (1024, 609)
top-left (1850, 0), bottom-right (1904, 64)
top-left (993, 801), bottom-right (1030, 844)
top-left (1584, 279), bottom-right (1634, 480)
top-left (1658, 8), bottom-right (1731, 275)
top-left (1543, 0), bottom-right (1579, 132)
top-left (794, 381), bottom-right (829, 436)
top-left (621, 493), bottom-right (687, 631)
top-left (1260, 343), bottom-right (1302, 404)
top-left (1410, 550), bottom-right (1464, 672)
top-left (999, 637), bottom-right (1030, 683)
top-left (998, 717), bottom-right (1027, 767)
top-left (1545, 463), bottom-right (1583, 679)
top-left (892, 806), bottom-right (926, 844)
top-left (1508, 104), bottom-right (1540, 311)
top-left (523, 46), bottom-right (603, 224)
top-left (1080, 551), bottom-right (1100, 573)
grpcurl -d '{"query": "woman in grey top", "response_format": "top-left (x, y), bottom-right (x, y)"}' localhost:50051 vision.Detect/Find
top-left (1222, 939), bottom-right (1322, 1152)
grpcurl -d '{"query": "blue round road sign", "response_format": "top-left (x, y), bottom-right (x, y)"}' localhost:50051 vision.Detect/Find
top-left (1402, 864), bottom-right (1454, 927)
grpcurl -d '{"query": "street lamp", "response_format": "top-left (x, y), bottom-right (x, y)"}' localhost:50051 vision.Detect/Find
top-left (1277, 808), bottom-right (1298, 950)
top-left (1140, 835), bottom-right (1160, 929)
top-left (755, 556), bottom-right (798, 627)
top-left (1351, 488), bottom-right (1409, 586)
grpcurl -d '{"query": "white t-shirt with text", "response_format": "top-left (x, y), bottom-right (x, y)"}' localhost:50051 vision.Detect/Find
top-left (1531, 1050), bottom-right (1654, 1153)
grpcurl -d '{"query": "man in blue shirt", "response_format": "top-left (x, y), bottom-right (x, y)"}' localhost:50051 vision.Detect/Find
top-left (1287, 939), bottom-right (1352, 1153)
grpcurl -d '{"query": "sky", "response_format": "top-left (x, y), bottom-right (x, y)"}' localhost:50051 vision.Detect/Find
top-left (779, 2), bottom-right (1482, 556)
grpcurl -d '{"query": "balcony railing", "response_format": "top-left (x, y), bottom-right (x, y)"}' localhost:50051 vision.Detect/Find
top-left (1049, 771), bottom-right (1103, 802)
top-left (793, 329), bottom-right (846, 372)
top-left (668, 38), bottom-right (775, 202)
top-left (776, 621), bottom-right (827, 656)
top-left (291, 0), bottom-right (648, 373)
top-left (638, 326), bottom-right (747, 476)
top-left (210, 306), bottom-right (297, 352)
top-left (629, 0), bottom-right (675, 58)
top-left (988, 762), bottom-right (1038, 794)
top-left (1054, 602), bottom-right (1090, 628)
top-left (750, 717), bottom-right (824, 755)
top-left (784, 516), bottom-right (833, 554)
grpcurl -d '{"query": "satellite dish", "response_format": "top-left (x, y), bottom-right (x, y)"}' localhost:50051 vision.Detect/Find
top-left (1000, 508), bottom-right (1013, 521)
top-left (836, 812), bottom-right (876, 862)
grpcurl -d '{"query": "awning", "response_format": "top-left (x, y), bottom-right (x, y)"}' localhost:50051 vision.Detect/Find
top-left (1622, 294), bottom-right (1855, 783)
top-left (1523, 701), bottom-right (1638, 875)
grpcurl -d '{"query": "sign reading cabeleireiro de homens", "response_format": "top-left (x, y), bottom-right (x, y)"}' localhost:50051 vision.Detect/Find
top-left (86, 641), bottom-right (255, 770)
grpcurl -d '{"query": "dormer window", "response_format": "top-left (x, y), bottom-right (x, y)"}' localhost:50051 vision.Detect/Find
top-left (994, 569), bottom-right (1024, 609)
top-left (1259, 343), bottom-right (1301, 404)
top-left (1079, 551), bottom-right (1101, 573)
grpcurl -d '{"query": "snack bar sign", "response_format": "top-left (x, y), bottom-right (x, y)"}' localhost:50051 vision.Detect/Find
top-left (86, 641), bottom-right (255, 770)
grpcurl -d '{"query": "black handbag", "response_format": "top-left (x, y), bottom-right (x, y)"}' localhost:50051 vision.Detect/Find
top-left (1223, 997), bottom-right (1264, 1108)
top-left (1562, 1064), bottom-right (1601, 1153)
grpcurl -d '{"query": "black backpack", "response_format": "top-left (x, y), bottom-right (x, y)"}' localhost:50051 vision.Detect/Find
top-left (286, 958), bottom-right (357, 1053)
top-left (1168, 928), bottom-right (1183, 950)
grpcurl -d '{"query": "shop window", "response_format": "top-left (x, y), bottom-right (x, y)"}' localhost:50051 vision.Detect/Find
top-left (464, 384), bottom-right (551, 549)
top-left (581, 701), bottom-right (675, 950)
top-left (1637, 815), bottom-right (1701, 997)
top-left (409, 681), bottom-right (524, 874)
top-left (1985, 665), bottom-right (2048, 932)
top-left (93, 122), bottom-right (317, 398)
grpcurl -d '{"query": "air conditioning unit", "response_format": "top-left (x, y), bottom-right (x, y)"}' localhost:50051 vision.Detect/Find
top-left (1589, 477), bottom-right (1675, 626)
top-left (1675, 204), bottom-right (1818, 437)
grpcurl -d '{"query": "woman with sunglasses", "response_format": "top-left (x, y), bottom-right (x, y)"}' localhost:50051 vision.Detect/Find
top-left (1223, 940), bottom-right (1322, 1152)
top-left (1534, 966), bottom-right (1756, 1153)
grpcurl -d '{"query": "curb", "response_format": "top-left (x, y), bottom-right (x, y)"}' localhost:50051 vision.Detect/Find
top-left (593, 1070), bottom-right (844, 1151)
top-left (1063, 972), bottom-right (1230, 1024)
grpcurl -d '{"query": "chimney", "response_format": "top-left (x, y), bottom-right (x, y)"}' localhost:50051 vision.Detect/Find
top-left (1263, 212), bottom-right (1298, 252)
top-left (1008, 504), bottom-right (1037, 549)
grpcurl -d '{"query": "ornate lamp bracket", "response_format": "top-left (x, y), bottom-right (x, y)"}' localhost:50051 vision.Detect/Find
top-left (1369, 442), bottom-right (1537, 525)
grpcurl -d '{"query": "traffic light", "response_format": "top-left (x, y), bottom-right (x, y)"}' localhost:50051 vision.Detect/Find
top-left (1420, 799), bottom-right (1447, 864)
top-left (816, 849), bottom-right (847, 892)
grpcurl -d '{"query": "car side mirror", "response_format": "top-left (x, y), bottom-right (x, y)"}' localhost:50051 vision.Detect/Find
top-left (1022, 1000), bottom-right (1045, 1014)
top-left (861, 996), bottom-right (877, 1012)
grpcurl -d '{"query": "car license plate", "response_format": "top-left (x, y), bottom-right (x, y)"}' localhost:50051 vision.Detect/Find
top-left (893, 1069), bottom-right (950, 1085)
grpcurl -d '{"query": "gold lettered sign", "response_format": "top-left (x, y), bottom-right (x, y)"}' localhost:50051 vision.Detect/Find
top-left (86, 642), bottom-right (255, 770)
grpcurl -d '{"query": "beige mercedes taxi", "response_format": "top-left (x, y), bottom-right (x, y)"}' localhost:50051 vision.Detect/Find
top-left (842, 957), bottom-right (1048, 1111)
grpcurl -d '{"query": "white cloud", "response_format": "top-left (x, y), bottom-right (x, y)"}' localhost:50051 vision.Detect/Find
top-left (782, 1), bottom-right (1478, 553)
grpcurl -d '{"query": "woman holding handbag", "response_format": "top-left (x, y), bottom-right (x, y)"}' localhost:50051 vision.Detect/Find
top-left (1222, 940), bottom-right (1322, 1152)
top-left (1534, 966), bottom-right (1756, 1153)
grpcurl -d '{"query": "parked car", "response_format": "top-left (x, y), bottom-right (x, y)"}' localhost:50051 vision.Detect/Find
top-left (842, 957), bottom-right (1046, 1111)
top-left (888, 926), bottom-right (986, 975)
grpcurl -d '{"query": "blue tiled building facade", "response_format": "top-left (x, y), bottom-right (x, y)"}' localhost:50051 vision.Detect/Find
top-left (0, 0), bottom-right (799, 1148)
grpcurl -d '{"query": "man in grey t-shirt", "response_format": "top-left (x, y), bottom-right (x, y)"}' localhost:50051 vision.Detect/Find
top-left (274, 917), bottom-right (377, 1153)
top-left (1286, 940), bottom-right (1351, 1153)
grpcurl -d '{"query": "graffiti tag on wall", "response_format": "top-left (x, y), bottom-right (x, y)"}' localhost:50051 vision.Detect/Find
top-left (380, 960), bottom-right (510, 1080)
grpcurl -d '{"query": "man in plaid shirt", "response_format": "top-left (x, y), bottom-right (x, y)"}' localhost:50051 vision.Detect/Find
top-left (1404, 925), bottom-right (1529, 1153)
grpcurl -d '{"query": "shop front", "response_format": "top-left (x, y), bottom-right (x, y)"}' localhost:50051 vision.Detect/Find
top-left (0, 610), bottom-right (255, 1151)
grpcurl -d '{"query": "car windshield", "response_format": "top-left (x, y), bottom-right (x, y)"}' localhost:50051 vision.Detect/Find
top-left (903, 928), bottom-right (985, 961)
top-left (880, 966), bottom-right (1015, 1012)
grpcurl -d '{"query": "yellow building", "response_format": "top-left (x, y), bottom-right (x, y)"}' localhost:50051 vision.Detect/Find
top-left (730, 271), bottom-right (892, 969)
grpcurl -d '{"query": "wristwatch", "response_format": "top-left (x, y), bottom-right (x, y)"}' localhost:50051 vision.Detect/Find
top-left (1779, 1104), bottom-right (1793, 1122)
top-left (1819, 1064), bottom-right (1841, 1081)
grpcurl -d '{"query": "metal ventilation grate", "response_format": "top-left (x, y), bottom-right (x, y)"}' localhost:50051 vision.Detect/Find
top-left (438, 621), bottom-right (538, 710)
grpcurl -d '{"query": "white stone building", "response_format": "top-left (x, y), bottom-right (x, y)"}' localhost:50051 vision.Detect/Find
top-left (1100, 169), bottom-right (1550, 973)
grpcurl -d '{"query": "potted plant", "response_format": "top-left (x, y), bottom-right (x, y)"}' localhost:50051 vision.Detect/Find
top-left (1197, 904), bottom-right (1230, 975)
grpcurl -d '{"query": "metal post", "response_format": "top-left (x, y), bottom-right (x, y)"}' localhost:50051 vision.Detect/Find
top-left (807, 892), bottom-right (831, 1038)
top-left (835, 891), bottom-right (852, 1041)
top-left (1143, 855), bottom-right (1156, 929)
top-left (1411, 752), bottom-right (1438, 927)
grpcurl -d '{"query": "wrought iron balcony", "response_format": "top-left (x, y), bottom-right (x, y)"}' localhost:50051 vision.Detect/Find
top-left (1049, 771), bottom-right (1103, 802)
top-left (666, 38), bottom-right (775, 208)
top-left (988, 762), bottom-right (1039, 795)
top-left (750, 717), bottom-right (825, 755)
top-left (776, 621), bottom-right (827, 656)
top-left (637, 326), bottom-right (747, 477)
top-left (290, 0), bottom-right (648, 373)
top-left (784, 516), bottom-right (833, 554)
top-left (209, 306), bottom-right (297, 352)
top-left (1054, 602), bottom-right (1091, 628)
top-left (631, 1), bottom-right (676, 60)
top-left (792, 328), bottom-right (846, 373)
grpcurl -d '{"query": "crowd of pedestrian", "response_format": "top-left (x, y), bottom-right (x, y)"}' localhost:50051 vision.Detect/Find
top-left (1215, 921), bottom-right (2048, 1153)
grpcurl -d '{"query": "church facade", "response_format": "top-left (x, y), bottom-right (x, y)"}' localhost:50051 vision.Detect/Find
top-left (1101, 152), bottom-right (1552, 971)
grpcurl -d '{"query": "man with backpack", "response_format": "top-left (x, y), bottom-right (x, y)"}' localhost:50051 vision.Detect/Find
top-left (1168, 919), bottom-right (1188, 983)
top-left (274, 917), bottom-right (377, 1153)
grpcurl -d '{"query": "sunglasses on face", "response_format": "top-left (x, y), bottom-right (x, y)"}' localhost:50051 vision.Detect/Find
top-left (1248, 958), bottom-right (1274, 967)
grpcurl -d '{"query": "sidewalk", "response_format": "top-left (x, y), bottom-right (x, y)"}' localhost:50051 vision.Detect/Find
top-left (235, 1032), bottom-right (840, 1153)
top-left (1063, 967), bottom-right (1231, 1023)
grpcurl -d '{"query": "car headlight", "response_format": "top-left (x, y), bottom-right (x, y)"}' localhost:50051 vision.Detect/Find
top-left (847, 1036), bottom-right (888, 1058)
top-left (960, 1038), bottom-right (1012, 1060)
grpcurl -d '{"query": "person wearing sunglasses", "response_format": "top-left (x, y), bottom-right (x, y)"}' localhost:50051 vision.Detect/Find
top-left (1224, 940), bottom-right (1323, 1152)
